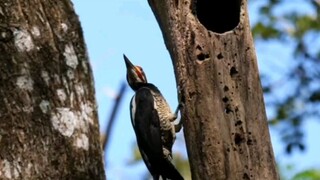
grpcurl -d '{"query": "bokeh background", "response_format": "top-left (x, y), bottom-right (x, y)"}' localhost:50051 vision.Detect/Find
top-left (72, 0), bottom-right (320, 179)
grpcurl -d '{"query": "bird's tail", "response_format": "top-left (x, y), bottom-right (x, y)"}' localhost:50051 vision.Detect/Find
top-left (160, 159), bottom-right (184, 180)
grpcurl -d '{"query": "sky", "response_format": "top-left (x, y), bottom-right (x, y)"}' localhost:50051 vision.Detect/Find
top-left (72, 1), bottom-right (320, 179)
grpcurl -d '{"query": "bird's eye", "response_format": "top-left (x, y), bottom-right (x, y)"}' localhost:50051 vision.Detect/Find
top-left (134, 66), bottom-right (147, 83)
top-left (136, 66), bottom-right (143, 71)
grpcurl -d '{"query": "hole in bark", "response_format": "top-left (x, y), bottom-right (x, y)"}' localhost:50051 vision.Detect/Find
top-left (195, 0), bottom-right (241, 33)
top-left (197, 53), bottom-right (205, 60)
top-left (234, 133), bottom-right (244, 145)
top-left (243, 173), bottom-right (250, 180)
top-left (197, 53), bottom-right (210, 61)
top-left (217, 53), bottom-right (223, 59)
top-left (235, 120), bottom-right (242, 126)
top-left (235, 106), bottom-right (239, 112)
top-left (230, 66), bottom-right (238, 77)
top-left (247, 139), bottom-right (253, 145)
top-left (174, 0), bottom-right (179, 7)
top-left (225, 105), bottom-right (232, 114)
top-left (196, 45), bottom-right (202, 50)
top-left (222, 96), bottom-right (229, 103)
top-left (224, 86), bottom-right (229, 92)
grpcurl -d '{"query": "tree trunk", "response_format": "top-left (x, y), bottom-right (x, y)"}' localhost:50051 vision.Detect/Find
top-left (148, 0), bottom-right (279, 179)
top-left (0, 0), bottom-right (105, 179)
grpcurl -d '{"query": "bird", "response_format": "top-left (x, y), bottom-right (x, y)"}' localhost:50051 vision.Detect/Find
top-left (123, 54), bottom-right (184, 180)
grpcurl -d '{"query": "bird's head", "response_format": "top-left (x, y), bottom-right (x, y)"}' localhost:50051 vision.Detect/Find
top-left (123, 54), bottom-right (147, 90)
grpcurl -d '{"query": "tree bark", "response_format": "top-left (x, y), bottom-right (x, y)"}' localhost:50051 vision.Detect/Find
top-left (148, 0), bottom-right (279, 179)
top-left (0, 0), bottom-right (105, 179)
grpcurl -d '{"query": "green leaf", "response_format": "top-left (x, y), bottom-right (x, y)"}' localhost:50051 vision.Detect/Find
top-left (127, 144), bottom-right (143, 165)
top-left (252, 22), bottom-right (281, 39)
top-left (293, 169), bottom-right (320, 180)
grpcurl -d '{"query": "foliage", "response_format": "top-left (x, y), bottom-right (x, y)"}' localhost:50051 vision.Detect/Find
top-left (278, 164), bottom-right (320, 180)
top-left (251, 0), bottom-right (320, 154)
top-left (292, 169), bottom-right (320, 180)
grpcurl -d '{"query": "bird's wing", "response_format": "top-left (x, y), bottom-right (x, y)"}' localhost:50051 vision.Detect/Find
top-left (130, 87), bottom-right (184, 180)
top-left (130, 87), bottom-right (163, 175)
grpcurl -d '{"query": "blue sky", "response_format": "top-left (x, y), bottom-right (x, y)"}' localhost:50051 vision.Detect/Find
top-left (72, 1), bottom-right (320, 179)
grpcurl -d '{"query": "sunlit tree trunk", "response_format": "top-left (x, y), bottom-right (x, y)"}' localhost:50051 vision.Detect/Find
top-left (0, 0), bottom-right (105, 179)
top-left (148, 0), bottom-right (279, 179)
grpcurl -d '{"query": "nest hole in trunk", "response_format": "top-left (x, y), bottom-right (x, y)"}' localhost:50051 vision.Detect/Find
top-left (194, 0), bottom-right (241, 33)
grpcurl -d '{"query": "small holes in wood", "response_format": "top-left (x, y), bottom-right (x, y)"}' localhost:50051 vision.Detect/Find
top-left (197, 53), bottom-right (210, 61)
top-left (235, 120), bottom-right (242, 126)
top-left (217, 53), bottom-right (223, 59)
top-left (230, 66), bottom-right (238, 77)
top-left (222, 96), bottom-right (229, 103)
top-left (234, 133), bottom-right (244, 145)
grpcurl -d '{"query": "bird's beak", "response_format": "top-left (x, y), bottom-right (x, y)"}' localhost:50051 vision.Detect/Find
top-left (123, 54), bottom-right (135, 71)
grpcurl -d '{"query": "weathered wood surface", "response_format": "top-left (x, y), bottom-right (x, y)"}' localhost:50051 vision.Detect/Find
top-left (148, 0), bottom-right (279, 179)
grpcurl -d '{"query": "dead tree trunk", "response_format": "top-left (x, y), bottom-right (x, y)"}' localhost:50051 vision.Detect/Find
top-left (0, 0), bottom-right (105, 179)
top-left (148, 0), bottom-right (279, 179)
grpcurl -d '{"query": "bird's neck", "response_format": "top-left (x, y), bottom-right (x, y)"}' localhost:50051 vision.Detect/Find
top-left (130, 82), bottom-right (158, 92)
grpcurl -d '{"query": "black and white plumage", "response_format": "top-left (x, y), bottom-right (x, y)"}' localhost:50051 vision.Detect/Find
top-left (124, 54), bottom-right (183, 180)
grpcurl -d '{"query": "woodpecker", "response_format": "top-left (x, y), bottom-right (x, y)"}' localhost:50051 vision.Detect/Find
top-left (124, 54), bottom-right (183, 180)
